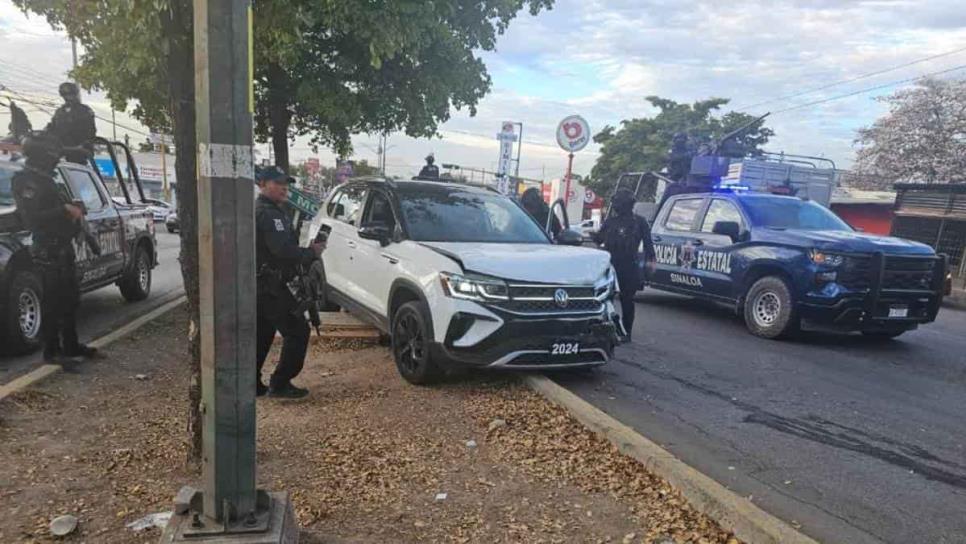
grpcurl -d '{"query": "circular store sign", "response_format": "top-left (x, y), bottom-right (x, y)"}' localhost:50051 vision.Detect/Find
top-left (556, 115), bottom-right (590, 153)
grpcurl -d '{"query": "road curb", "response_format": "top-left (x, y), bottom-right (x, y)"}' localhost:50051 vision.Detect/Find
top-left (524, 374), bottom-right (818, 544)
top-left (0, 295), bottom-right (187, 403)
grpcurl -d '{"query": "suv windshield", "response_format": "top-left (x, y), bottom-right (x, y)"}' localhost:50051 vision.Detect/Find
top-left (398, 186), bottom-right (549, 243)
top-left (742, 197), bottom-right (852, 231)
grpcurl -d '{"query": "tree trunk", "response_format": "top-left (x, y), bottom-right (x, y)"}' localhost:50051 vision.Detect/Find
top-left (162, 0), bottom-right (202, 465)
top-left (267, 63), bottom-right (292, 171)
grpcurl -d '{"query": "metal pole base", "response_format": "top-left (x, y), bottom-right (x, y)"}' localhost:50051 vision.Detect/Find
top-left (159, 487), bottom-right (299, 543)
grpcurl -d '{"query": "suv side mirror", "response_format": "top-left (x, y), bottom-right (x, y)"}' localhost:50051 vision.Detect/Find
top-left (712, 221), bottom-right (743, 242)
top-left (358, 224), bottom-right (392, 246)
top-left (555, 228), bottom-right (584, 246)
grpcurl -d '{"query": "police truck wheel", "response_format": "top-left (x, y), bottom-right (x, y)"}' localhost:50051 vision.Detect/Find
top-left (743, 276), bottom-right (798, 339)
top-left (3, 270), bottom-right (43, 354)
top-left (119, 245), bottom-right (152, 302)
top-left (391, 301), bottom-right (443, 385)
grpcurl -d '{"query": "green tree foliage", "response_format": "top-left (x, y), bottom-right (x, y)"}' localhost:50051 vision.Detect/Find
top-left (588, 96), bottom-right (774, 196)
top-left (255, 0), bottom-right (553, 170)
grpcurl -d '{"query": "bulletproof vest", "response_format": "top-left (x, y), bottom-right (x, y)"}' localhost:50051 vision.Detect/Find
top-left (12, 168), bottom-right (78, 244)
top-left (605, 214), bottom-right (640, 259)
top-left (48, 104), bottom-right (96, 149)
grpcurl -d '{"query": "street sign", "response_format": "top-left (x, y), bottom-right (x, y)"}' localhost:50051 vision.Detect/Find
top-left (556, 115), bottom-right (590, 153)
top-left (496, 121), bottom-right (518, 195)
top-left (305, 157), bottom-right (320, 176)
top-left (147, 132), bottom-right (173, 145)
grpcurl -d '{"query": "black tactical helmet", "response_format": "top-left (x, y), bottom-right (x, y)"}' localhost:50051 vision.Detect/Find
top-left (58, 81), bottom-right (80, 99)
top-left (21, 132), bottom-right (63, 165)
top-left (611, 188), bottom-right (635, 215)
top-left (425, 154), bottom-right (435, 165)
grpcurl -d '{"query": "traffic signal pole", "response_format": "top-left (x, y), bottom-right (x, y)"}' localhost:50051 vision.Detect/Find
top-left (160, 1), bottom-right (297, 541)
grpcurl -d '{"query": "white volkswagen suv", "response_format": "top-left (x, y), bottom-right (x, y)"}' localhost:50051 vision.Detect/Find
top-left (309, 178), bottom-right (621, 384)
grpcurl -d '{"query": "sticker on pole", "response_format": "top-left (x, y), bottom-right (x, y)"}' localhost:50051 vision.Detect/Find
top-left (556, 115), bottom-right (590, 153)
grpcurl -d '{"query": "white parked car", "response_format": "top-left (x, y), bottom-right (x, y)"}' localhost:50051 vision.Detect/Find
top-left (308, 178), bottom-right (622, 384)
top-left (143, 198), bottom-right (173, 222)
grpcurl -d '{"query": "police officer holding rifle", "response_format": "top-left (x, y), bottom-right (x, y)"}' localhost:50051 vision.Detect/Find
top-left (255, 166), bottom-right (325, 399)
top-left (11, 132), bottom-right (100, 363)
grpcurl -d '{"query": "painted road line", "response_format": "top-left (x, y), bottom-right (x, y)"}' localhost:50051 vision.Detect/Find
top-left (525, 374), bottom-right (818, 544)
top-left (0, 295), bottom-right (187, 403)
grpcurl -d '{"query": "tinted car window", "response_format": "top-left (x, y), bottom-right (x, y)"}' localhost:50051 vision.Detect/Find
top-left (398, 187), bottom-right (548, 243)
top-left (701, 199), bottom-right (744, 233)
top-left (328, 185), bottom-right (366, 225)
top-left (664, 198), bottom-right (703, 231)
top-left (66, 169), bottom-right (107, 212)
top-left (361, 191), bottom-right (396, 230)
top-left (742, 197), bottom-right (852, 231)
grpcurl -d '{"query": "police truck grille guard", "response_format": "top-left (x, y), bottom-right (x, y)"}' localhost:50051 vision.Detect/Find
top-left (838, 253), bottom-right (943, 294)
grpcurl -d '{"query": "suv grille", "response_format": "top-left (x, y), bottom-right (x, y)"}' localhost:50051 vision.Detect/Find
top-left (838, 255), bottom-right (937, 292)
top-left (485, 283), bottom-right (606, 316)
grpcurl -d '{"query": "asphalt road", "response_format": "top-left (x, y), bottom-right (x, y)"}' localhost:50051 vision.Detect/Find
top-left (556, 291), bottom-right (966, 544)
top-left (0, 230), bottom-right (184, 383)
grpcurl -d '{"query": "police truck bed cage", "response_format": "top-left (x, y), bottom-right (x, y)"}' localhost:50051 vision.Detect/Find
top-left (719, 153), bottom-right (839, 207)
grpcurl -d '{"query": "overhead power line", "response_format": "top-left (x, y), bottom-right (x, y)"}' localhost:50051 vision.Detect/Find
top-left (0, 82), bottom-right (152, 137)
top-left (735, 45), bottom-right (966, 112)
top-left (768, 63), bottom-right (966, 115)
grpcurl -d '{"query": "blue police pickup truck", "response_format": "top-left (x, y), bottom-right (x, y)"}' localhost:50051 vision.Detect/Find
top-left (644, 191), bottom-right (946, 339)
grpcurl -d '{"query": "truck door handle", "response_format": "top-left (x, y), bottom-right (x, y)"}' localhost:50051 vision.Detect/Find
top-left (381, 253), bottom-right (399, 265)
top-left (692, 239), bottom-right (704, 246)
top-left (346, 240), bottom-right (357, 249)
top-left (652, 235), bottom-right (662, 242)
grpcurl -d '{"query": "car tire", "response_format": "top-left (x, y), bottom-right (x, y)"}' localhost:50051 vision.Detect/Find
top-left (167, 226), bottom-right (175, 233)
top-left (3, 269), bottom-right (43, 354)
top-left (391, 300), bottom-right (443, 385)
top-left (743, 276), bottom-right (798, 339)
top-left (119, 245), bottom-right (152, 302)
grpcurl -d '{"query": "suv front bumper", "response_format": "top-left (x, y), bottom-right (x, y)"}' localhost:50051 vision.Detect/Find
top-left (800, 253), bottom-right (946, 332)
top-left (431, 306), bottom-right (619, 370)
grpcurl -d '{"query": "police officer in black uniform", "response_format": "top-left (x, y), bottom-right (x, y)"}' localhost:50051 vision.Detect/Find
top-left (255, 166), bottom-right (324, 398)
top-left (594, 189), bottom-right (656, 343)
top-left (520, 187), bottom-right (562, 237)
top-left (46, 82), bottom-right (96, 164)
top-left (11, 133), bottom-right (98, 362)
top-left (417, 154), bottom-right (440, 180)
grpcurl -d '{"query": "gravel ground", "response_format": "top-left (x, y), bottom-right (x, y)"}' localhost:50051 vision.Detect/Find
top-left (0, 308), bottom-right (736, 543)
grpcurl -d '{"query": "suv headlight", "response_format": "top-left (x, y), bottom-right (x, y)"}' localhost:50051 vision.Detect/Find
top-left (595, 267), bottom-right (617, 300)
top-left (439, 272), bottom-right (509, 301)
top-left (809, 250), bottom-right (846, 267)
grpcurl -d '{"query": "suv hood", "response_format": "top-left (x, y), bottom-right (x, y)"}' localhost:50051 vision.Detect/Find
top-left (760, 228), bottom-right (935, 255)
top-left (421, 242), bottom-right (612, 284)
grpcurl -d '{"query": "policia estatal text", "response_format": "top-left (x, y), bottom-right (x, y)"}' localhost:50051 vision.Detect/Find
top-left (255, 167), bottom-right (324, 399)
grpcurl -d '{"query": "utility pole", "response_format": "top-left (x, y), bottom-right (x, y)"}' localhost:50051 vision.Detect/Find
top-left (160, 0), bottom-right (296, 540)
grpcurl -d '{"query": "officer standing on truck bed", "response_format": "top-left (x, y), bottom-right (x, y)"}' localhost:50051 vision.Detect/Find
top-left (255, 166), bottom-right (324, 398)
top-left (11, 133), bottom-right (99, 362)
top-left (45, 82), bottom-right (96, 164)
top-left (594, 189), bottom-right (656, 343)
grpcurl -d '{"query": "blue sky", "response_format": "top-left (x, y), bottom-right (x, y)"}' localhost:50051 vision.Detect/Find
top-left (2, 0), bottom-right (966, 181)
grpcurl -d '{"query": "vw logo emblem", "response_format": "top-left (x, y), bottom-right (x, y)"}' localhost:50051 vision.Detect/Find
top-left (554, 288), bottom-right (570, 308)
